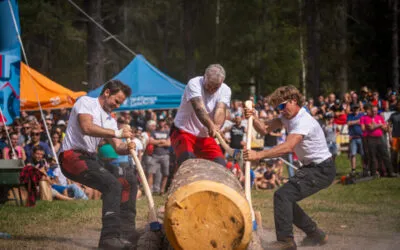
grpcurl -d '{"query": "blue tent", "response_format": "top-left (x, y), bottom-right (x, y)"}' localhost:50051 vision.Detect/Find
top-left (87, 55), bottom-right (185, 110)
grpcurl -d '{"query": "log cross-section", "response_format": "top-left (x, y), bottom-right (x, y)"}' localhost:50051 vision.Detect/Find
top-left (164, 159), bottom-right (252, 250)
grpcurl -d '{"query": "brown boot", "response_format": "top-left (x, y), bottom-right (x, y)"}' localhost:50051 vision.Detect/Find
top-left (301, 228), bottom-right (328, 246)
top-left (265, 237), bottom-right (297, 250)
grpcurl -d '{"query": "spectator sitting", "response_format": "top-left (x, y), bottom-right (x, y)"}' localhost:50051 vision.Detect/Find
top-left (255, 159), bottom-right (278, 190)
top-left (56, 120), bottom-right (67, 140)
top-left (47, 158), bottom-right (88, 200)
top-left (27, 145), bottom-right (73, 201)
top-left (21, 120), bottom-right (32, 145)
top-left (2, 132), bottom-right (26, 161)
top-left (24, 128), bottom-right (52, 162)
top-left (49, 131), bottom-right (62, 155)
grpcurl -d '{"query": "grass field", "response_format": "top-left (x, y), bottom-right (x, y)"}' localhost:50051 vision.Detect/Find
top-left (0, 155), bottom-right (399, 249)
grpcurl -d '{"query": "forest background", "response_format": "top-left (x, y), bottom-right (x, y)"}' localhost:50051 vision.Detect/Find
top-left (18, 0), bottom-right (400, 100)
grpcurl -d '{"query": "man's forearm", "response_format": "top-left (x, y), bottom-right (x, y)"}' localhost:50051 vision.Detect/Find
top-left (191, 97), bottom-right (215, 129)
top-left (81, 122), bottom-right (116, 138)
top-left (252, 116), bottom-right (267, 135)
top-left (214, 102), bottom-right (226, 128)
top-left (258, 142), bottom-right (292, 159)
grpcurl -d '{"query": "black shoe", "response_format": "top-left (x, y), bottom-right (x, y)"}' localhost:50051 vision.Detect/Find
top-left (98, 237), bottom-right (132, 250)
top-left (122, 230), bottom-right (141, 247)
top-left (301, 228), bottom-right (328, 246)
top-left (266, 238), bottom-right (297, 250)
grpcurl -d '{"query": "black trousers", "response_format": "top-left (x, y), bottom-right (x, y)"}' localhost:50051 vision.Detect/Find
top-left (60, 150), bottom-right (137, 240)
top-left (366, 136), bottom-right (393, 175)
top-left (273, 158), bottom-right (336, 240)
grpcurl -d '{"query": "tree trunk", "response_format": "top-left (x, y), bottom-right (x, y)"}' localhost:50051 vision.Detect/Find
top-left (393, 0), bottom-right (399, 91)
top-left (305, 0), bottom-right (321, 99)
top-left (164, 159), bottom-right (252, 250)
top-left (338, 0), bottom-right (348, 97)
top-left (183, 0), bottom-right (197, 80)
top-left (215, 0), bottom-right (220, 59)
top-left (85, 0), bottom-right (105, 89)
top-left (299, 0), bottom-right (307, 97)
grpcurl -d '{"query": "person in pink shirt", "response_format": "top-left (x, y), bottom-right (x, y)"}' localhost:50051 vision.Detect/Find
top-left (360, 105), bottom-right (396, 177)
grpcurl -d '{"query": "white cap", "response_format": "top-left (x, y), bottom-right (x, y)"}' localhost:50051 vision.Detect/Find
top-left (57, 120), bottom-right (66, 126)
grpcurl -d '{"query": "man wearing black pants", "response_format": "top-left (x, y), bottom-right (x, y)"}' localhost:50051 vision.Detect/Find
top-left (244, 86), bottom-right (335, 250)
top-left (59, 80), bottom-right (136, 249)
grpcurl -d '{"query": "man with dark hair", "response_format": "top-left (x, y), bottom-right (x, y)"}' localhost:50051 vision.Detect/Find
top-left (244, 85), bottom-right (335, 250)
top-left (100, 79), bottom-right (132, 97)
top-left (24, 128), bottom-right (52, 162)
top-left (59, 80), bottom-right (137, 249)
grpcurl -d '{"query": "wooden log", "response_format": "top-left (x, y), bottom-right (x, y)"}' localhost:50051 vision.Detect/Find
top-left (164, 159), bottom-right (252, 250)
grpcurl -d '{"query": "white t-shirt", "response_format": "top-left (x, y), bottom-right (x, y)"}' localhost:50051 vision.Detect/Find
top-left (280, 107), bottom-right (331, 165)
top-left (133, 137), bottom-right (143, 153)
top-left (61, 96), bottom-right (118, 153)
top-left (174, 76), bottom-right (231, 137)
top-left (53, 167), bottom-right (68, 186)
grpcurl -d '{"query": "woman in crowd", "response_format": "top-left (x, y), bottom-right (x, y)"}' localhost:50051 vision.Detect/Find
top-left (49, 131), bottom-right (62, 154)
top-left (2, 132), bottom-right (26, 161)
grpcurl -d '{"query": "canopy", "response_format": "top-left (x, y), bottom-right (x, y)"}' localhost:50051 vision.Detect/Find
top-left (20, 62), bottom-right (87, 110)
top-left (87, 55), bottom-right (185, 110)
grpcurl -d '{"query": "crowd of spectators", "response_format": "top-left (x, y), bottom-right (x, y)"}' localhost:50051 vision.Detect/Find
top-left (1, 85), bottom-right (399, 204)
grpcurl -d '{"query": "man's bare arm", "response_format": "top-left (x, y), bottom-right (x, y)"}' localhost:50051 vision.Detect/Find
top-left (78, 114), bottom-right (116, 138)
top-left (214, 102), bottom-right (227, 128)
top-left (252, 116), bottom-right (283, 136)
top-left (190, 97), bottom-right (215, 130)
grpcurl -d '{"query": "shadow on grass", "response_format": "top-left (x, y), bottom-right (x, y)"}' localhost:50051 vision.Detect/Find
top-left (11, 235), bottom-right (97, 249)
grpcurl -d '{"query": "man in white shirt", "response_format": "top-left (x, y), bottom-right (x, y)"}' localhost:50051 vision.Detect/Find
top-left (59, 80), bottom-right (136, 250)
top-left (243, 86), bottom-right (335, 250)
top-left (172, 64), bottom-right (231, 167)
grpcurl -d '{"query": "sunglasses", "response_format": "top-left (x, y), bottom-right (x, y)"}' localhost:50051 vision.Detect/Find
top-left (32, 133), bottom-right (41, 136)
top-left (277, 101), bottom-right (288, 111)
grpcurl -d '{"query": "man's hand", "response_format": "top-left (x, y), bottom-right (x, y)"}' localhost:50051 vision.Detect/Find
top-left (208, 124), bottom-right (220, 138)
top-left (127, 140), bottom-right (136, 152)
top-left (243, 149), bottom-right (260, 161)
top-left (244, 107), bottom-right (255, 119)
top-left (115, 126), bottom-right (133, 139)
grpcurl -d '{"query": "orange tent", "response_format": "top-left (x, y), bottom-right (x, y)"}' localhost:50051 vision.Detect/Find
top-left (20, 62), bottom-right (86, 110)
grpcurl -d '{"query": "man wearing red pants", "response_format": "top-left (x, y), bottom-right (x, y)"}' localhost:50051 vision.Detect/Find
top-left (59, 80), bottom-right (136, 249)
top-left (171, 64), bottom-right (231, 167)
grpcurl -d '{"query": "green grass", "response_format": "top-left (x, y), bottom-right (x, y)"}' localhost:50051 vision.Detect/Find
top-left (252, 154), bottom-right (400, 236)
top-left (0, 154), bottom-right (399, 248)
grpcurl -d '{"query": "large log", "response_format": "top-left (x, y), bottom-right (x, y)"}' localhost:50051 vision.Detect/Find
top-left (164, 159), bottom-right (252, 250)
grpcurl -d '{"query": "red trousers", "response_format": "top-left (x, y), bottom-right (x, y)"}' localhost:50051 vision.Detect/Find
top-left (170, 126), bottom-right (225, 167)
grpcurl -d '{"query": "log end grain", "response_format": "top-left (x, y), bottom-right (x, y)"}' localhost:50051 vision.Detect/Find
top-left (164, 180), bottom-right (252, 250)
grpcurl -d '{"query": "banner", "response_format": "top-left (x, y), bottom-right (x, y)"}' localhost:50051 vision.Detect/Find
top-left (0, 0), bottom-right (21, 125)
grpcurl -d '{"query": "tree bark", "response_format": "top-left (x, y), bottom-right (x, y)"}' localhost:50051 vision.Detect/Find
top-left (305, 0), bottom-right (321, 99)
top-left (338, 0), bottom-right (348, 97)
top-left (393, 0), bottom-right (399, 91)
top-left (182, 0), bottom-right (197, 80)
top-left (164, 159), bottom-right (252, 250)
top-left (85, 0), bottom-right (105, 89)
